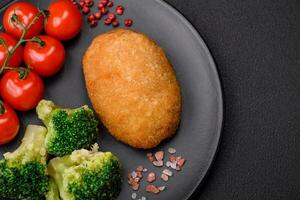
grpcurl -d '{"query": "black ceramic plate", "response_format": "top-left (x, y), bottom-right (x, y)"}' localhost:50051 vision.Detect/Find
top-left (0, 0), bottom-right (223, 199)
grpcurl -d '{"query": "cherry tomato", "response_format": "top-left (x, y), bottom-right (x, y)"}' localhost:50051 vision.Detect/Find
top-left (45, 0), bottom-right (82, 41)
top-left (3, 2), bottom-right (44, 39)
top-left (0, 101), bottom-right (19, 145)
top-left (0, 70), bottom-right (44, 111)
top-left (0, 32), bottom-right (23, 68)
top-left (24, 35), bottom-right (65, 77)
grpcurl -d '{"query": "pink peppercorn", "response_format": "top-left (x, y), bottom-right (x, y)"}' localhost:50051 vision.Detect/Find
top-left (112, 20), bottom-right (119, 27)
top-left (82, 6), bottom-right (90, 14)
top-left (116, 5), bottom-right (124, 15)
top-left (90, 20), bottom-right (98, 27)
top-left (94, 12), bottom-right (102, 20)
top-left (108, 13), bottom-right (116, 20)
top-left (104, 18), bottom-right (112, 25)
top-left (101, 0), bottom-right (108, 6)
top-left (124, 18), bottom-right (133, 26)
top-left (87, 14), bottom-right (95, 22)
top-left (107, 1), bottom-right (113, 7)
top-left (97, 3), bottom-right (104, 9)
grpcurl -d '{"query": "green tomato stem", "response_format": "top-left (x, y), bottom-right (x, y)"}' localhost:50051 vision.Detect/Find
top-left (0, 101), bottom-right (4, 114)
top-left (0, 10), bottom-right (46, 75)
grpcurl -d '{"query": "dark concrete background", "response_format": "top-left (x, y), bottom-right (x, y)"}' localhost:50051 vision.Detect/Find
top-left (0, 0), bottom-right (299, 199)
top-left (163, 0), bottom-right (300, 199)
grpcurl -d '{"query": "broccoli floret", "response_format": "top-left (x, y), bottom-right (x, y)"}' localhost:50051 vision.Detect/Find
top-left (36, 100), bottom-right (99, 157)
top-left (48, 144), bottom-right (122, 200)
top-left (0, 125), bottom-right (49, 200)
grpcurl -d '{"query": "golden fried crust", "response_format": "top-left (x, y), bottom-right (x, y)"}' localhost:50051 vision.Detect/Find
top-left (83, 29), bottom-right (181, 149)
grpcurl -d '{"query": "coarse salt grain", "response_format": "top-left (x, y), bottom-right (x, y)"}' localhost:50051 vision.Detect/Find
top-left (131, 171), bottom-right (137, 178)
top-left (168, 147), bottom-right (176, 154)
top-left (166, 161), bottom-right (171, 167)
top-left (136, 165), bottom-right (144, 172)
top-left (136, 171), bottom-right (143, 178)
top-left (155, 151), bottom-right (164, 161)
top-left (163, 169), bottom-right (173, 177)
top-left (158, 186), bottom-right (166, 191)
top-left (131, 192), bottom-right (137, 199)
top-left (146, 185), bottom-right (160, 194)
top-left (147, 172), bottom-right (156, 183)
top-left (153, 160), bottom-right (164, 167)
top-left (161, 173), bottom-right (169, 182)
top-left (169, 155), bottom-right (176, 162)
top-left (147, 153), bottom-right (155, 162)
top-left (177, 158), bottom-right (186, 167)
top-left (170, 161), bottom-right (177, 169)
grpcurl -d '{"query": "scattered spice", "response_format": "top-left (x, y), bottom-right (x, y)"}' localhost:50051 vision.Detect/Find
top-left (153, 160), bottom-right (164, 167)
top-left (116, 5), bottom-right (124, 15)
top-left (143, 168), bottom-right (148, 172)
top-left (131, 171), bottom-right (137, 179)
top-left (168, 147), bottom-right (176, 154)
top-left (146, 185), bottom-right (160, 194)
top-left (72, 0), bottom-right (133, 28)
top-left (147, 153), bottom-right (154, 162)
top-left (162, 169), bottom-right (173, 177)
top-left (161, 173), bottom-right (169, 182)
top-left (158, 186), bottom-right (166, 191)
top-left (101, 0), bottom-right (108, 5)
top-left (127, 148), bottom-right (187, 199)
top-left (136, 165), bottom-right (144, 172)
top-left (147, 172), bottom-right (156, 183)
top-left (128, 168), bottom-right (143, 191)
top-left (131, 192), bottom-right (137, 199)
top-left (166, 161), bottom-right (171, 167)
top-left (170, 161), bottom-right (177, 170)
top-left (104, 18), bottom-right (112, 25)
top-left (94, 12), bottom-right (102, 19)
top-left (107, 1), bottom-right (113, 7)
top-left (89, 20), bottom-right (98, 27)
top-left (155, 151), bottom-right (164, 161)
top-left (124, 18), bottom-right (133, 27)
top-left (97, 3), bottom-right (104, 9)
top-left (100, 7), bottom-right (108, 15)
top-left (177, 158), bottom-right (186, 167)
top-left (112, 20), bottom-right (119, 27)
top-left (169, 155), bottom-right (176, 162)
top-left (82, 6), bottom-right (90, 14)
top-left (136, 171), bottom-right (143, 178)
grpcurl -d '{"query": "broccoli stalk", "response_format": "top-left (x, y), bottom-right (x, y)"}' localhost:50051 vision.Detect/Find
top-left (48, 144), bottom-right (122, 200)
top-left (46, 178), bottom-right (61, 200)
top-left (0, 125), bottom-right (49, 200)
top-left (36, 100), bottom-right (99, 157)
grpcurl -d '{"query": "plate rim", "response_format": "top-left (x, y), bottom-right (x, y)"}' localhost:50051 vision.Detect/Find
top-left (0, 0), bottom-right (224, 199)
top-left (154, 0), bottom-right (224, 199)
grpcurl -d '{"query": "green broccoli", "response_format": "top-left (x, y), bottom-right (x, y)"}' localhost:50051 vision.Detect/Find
top-left (48, 144), bottom-right (122, 200)
top-left (0, 125), bottom-right (49, 200)
top-left (36, 100), bottom-right (99, 157)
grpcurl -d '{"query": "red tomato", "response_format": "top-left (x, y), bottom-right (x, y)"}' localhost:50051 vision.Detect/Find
top-left (0, 70), bottom-right (44, 111)
top-left (3, 2), bottom-right (44, 39)
top-left (0, 32), bottom-right (23, 68)
top-left (45, 0), bottom-right (82, 41)
top-left (0, 102), bottom-right (19, 145)
top-left (24, 35), bottom-right (65, 77)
